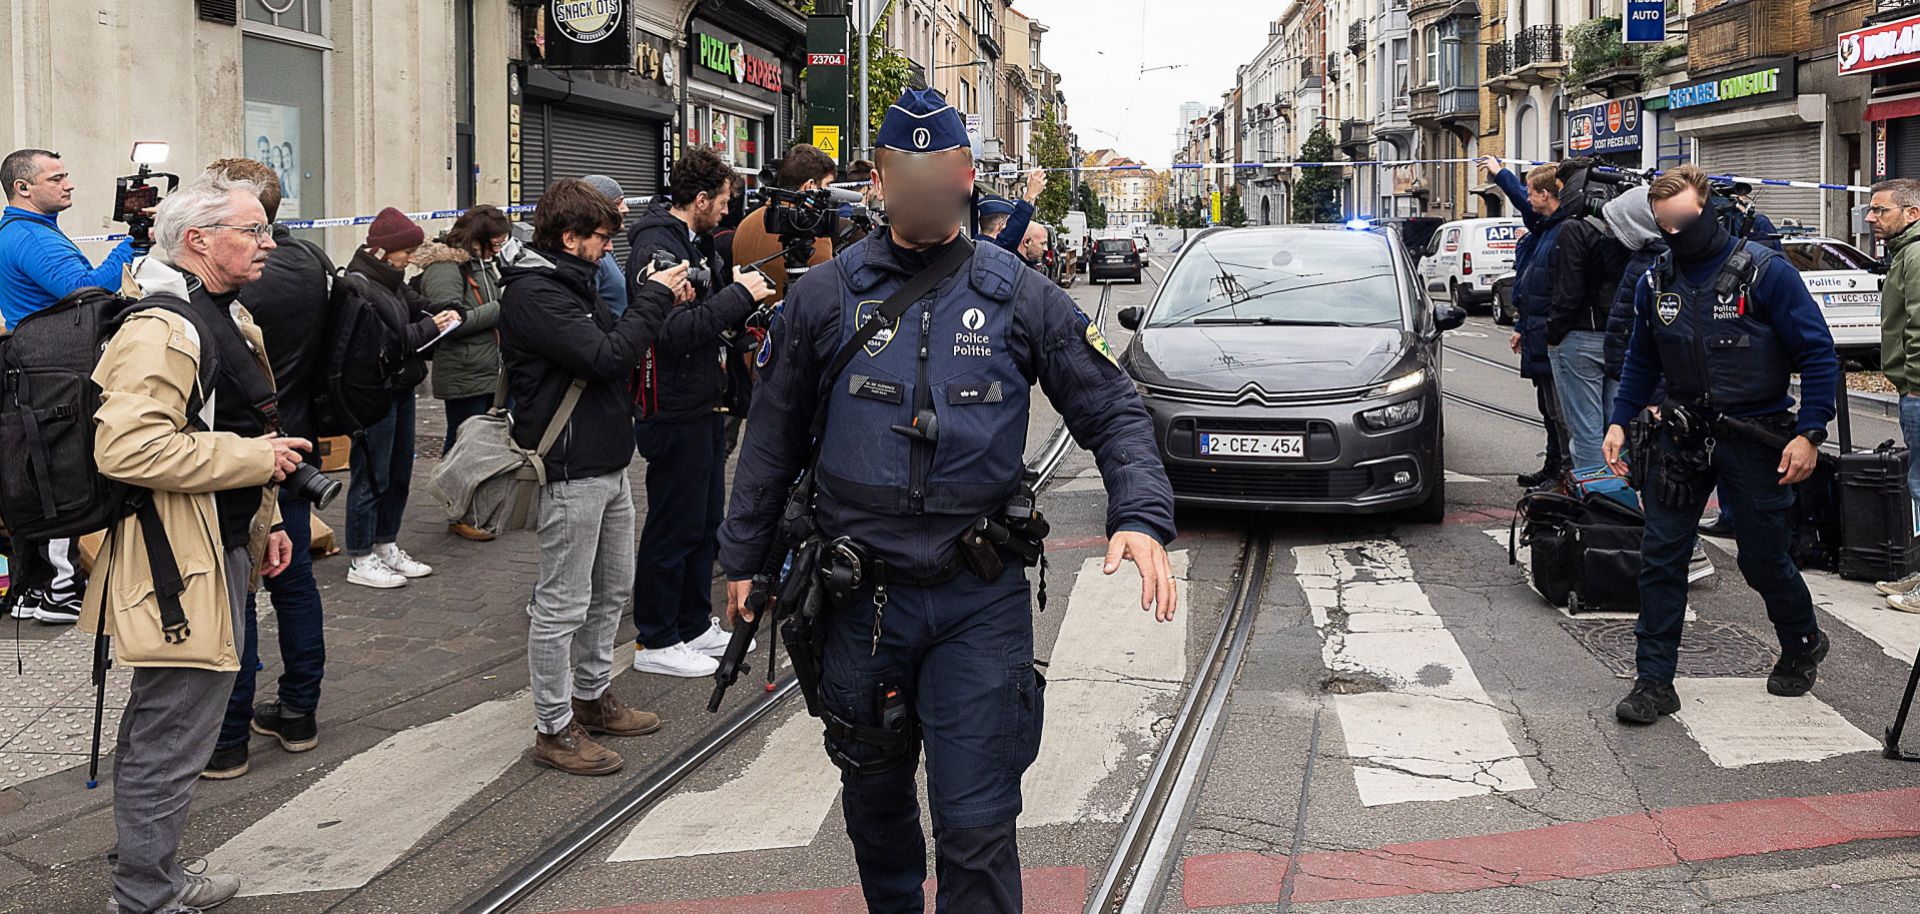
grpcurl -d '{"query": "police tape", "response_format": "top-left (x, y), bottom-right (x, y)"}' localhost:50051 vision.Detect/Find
top-left (65, 196), bottom-right (661, 245)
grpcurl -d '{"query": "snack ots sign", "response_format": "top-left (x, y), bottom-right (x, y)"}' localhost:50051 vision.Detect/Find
top-left (697, 33), bottom-right (783, 93)
top-left (1568, 98), bottom-right (1642, 154)
top-left (538, 0), bottom-right (632, 69)
top-left (1839, 14), bottom-right (1920, 77)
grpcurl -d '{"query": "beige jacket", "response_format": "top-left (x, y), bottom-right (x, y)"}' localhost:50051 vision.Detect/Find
top-left (77, 256), bottom-right (280, 671)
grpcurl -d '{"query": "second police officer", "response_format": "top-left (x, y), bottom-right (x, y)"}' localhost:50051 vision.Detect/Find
top-left (1603, 165), bottom-right (1840, 725)
top-left (717, 89), bottom-right (1178, 913)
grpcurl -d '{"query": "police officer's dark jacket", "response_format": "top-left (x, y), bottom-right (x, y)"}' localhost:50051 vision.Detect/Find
top-left (622, 201), bottom-right (759, 421)
top-left (1609, 236), bottom-right (1840, 435)
top-left (1511, 204), bottom-right (1576, 379)
top-left (498, 245), bottom-right (670, 481)
top-left (717, 230), bottom-right (1176, 579)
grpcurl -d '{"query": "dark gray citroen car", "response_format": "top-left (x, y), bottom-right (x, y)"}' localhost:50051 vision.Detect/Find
top-left (1116, 224), bottom-right (1465, 521)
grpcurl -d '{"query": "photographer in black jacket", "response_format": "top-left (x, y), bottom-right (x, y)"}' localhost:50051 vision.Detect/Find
top-left (621, 146), bottom-right (775, 678)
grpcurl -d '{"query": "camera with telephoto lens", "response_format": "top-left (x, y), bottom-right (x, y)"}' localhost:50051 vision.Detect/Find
top-left (650, 249), bottom-right (712, 291)
top-left (255, 397), bottom-right (342, 509)
top-left (114, 142), bottom-right (179, 251)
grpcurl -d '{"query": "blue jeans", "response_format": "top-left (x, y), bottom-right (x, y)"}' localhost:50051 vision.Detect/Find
top-left (631, 415), bottom-right (726, 649)
top-left (1550, 331), bottom-right (1618, 470)
top-left (218, 491), bottom-right (326, 748)
top-left (345, 394), bottom-right (416, 556)
top-left (441, 394), bottom-right (492, 454)
top-left (1636, 431), bottom-right (1821, 684)
top-left (1903, 395), bottom-right (1920, 505)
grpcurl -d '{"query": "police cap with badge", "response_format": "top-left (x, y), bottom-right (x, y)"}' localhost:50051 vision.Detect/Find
top-left (876, 88), bottom-right (969, 154)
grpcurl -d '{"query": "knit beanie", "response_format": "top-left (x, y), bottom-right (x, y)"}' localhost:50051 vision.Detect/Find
top-left (581, 174), bottom-right (625, 203)
top-left (366, 207), bottom-right (425, 253)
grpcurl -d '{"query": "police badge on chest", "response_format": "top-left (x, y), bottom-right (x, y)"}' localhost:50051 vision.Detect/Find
top-left (1656, 292), bottom-right (1682, 326)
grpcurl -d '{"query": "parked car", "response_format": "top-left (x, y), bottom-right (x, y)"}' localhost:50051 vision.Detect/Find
top-left (1492, 271), bottom-right (1518, 326)
top-left (1779, 234), bottom-right (1882, 364)
top-left (1115, 224), bottom-right (1466, 521)
top-left (1090, 237), bottom-right (1144, 283)
top-left (1416, 217), bottom-right (1522, 311)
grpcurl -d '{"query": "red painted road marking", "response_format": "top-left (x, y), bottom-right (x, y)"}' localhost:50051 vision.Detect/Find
top-left (1045, 534), bottom-right (1110, 551)
top-left (1181, 786), bottom-right (1920, 907)
top-left (544, 866), bottom-right (1086, 914)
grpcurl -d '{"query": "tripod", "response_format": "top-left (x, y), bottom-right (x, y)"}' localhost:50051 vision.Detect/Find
top-left (1887, 642), bottom-right (1920, 763)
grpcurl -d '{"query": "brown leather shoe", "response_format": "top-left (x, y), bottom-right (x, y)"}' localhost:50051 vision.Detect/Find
top-left (526, 722), bottom-right (623, 776)
top-left (448, 522), bottom-right (496, 542)
top-left (572, 692), bottom-right (662, 737)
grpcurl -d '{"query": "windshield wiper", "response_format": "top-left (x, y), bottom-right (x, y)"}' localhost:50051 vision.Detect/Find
top-left (1191, 316), bottom-right (1339, 326)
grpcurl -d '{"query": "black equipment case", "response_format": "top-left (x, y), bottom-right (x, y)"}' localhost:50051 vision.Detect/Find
top-left (1834, 393), bottom-right (1920, 581)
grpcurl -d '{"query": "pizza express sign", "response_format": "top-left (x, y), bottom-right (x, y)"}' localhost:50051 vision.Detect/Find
top-left (1667, 59), bottom-right (1797, 114)
top-left (696, 33), bottom-right (783, 93)
top-left (539, 0), bottom-right (633, 69)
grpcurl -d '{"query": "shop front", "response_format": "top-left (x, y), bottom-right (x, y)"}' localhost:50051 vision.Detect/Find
top-left (1565, 97), bottom-right (1645, 169)
top-left (1669, 57), bottom-right (1825, 229)
top-left (683, 8), bottom-right (805, 180)
top-left (1843, 7), bottom-right (1920, 182)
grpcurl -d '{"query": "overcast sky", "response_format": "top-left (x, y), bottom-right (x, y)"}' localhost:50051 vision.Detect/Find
top-left (1010, 0), bottom-right (1279, 165)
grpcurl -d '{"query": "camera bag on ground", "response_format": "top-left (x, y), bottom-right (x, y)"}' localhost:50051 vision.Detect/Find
top-left (1829, 392), bottom-right (1920, 581)
top-left (309, 270), bottom-right (416, 437)
top-left (427, 372), bottom-right (585, 534)
top-left (1511, 490), bottom-right (1646, 614)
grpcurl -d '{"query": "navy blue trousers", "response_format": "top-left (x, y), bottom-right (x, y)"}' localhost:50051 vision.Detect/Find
top-left (632, 414), bottom-right (727, 649)
top-left (820, 562), bottom-right (1043, 914)
top-left (219, 491), bottom-right (326, 748)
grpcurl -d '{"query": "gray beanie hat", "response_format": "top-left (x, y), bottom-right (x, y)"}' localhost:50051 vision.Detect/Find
top-left (581, 174), bottom-right (625, 203)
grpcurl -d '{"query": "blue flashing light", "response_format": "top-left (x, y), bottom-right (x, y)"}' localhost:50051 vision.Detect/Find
top-left (1344, 217), bottom-right (1372, 231)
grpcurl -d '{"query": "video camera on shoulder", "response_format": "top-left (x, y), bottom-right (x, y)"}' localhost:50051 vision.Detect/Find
top-left (114, 142), bottom-right (178, 249)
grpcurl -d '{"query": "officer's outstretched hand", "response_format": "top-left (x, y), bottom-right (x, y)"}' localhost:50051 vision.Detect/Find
top-left (1106, 531), bottom-right (1177, 622)
top-left (1602, 424), bottom-right (1629, 478)
top-left (1779, 435), bottom-right (1818, 485)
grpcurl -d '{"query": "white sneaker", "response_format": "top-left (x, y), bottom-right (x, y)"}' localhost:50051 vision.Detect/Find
top-left (1876, 572), bottom-right (1920, 596)
top-left (1687, 544), bottom-right (1715, 583)
top-left (8, 587), bottom-right (43, 620)
top-left (375, 543), bottom-right (433, 578)
top-left (631, 643), bottom-right (720, 678)
top-left (685, 617), bottom-right (754, 658)
top-left (1889, 592), bottom-right (1920, 614)
top-left (347, 555), bottom-right (408, 589)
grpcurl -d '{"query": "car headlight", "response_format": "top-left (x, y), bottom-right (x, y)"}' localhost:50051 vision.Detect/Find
top-left (1359, 399), bottom-right (1423, 431)
top-left (1371, 369), bottom-right (1427, 398)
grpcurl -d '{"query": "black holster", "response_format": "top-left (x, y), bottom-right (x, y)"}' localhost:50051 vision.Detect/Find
top-left (1653, 399), bottom-right (1714, 510)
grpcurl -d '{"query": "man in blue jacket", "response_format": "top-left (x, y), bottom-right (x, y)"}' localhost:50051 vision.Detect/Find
top-left (973, 167), bottom-right (1045, 254)
top-left (1481, 156), bottom-right (1570, 487)
top-left (0, 148), bottom-right (137, 624)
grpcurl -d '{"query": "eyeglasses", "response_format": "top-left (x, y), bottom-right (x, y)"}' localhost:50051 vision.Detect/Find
top-left (202, 223), bottom-right (274, 242)
top-left (1867, 205), bottom-right (1910, 217)
top-left (591, 230), bottom-right (615, 243)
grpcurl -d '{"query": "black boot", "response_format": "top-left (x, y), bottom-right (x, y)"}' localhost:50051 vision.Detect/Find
top-left (201, 742), bottom-right (250, 780)
top-left (251, 700), bottom-right (319, 752)
top-left (1516, 463), bottom-right (1561, 488)
top-left (1767, 632), bottom-right (1829, 697)
top-left (1615, 680), bottom-right (1680, 725)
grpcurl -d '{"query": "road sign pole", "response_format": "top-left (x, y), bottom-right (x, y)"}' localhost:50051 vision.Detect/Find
top-left (807, 2), bottom-right (852, 170)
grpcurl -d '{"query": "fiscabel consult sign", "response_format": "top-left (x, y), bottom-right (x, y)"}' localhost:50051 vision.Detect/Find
top-left (1839, 13), bottom-right (1920, 76)
top-left (1667, 58), bottom-right (1797, 115)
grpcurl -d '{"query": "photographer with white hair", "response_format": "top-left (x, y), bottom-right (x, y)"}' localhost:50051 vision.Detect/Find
top-left (85, 171), bottom-right (306, 913)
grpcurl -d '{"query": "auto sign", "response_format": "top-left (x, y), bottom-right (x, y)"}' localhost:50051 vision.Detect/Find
top-left (1565, 98), bottom-right (1642, 153)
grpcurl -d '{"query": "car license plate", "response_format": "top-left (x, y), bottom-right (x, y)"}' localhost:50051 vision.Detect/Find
top-left (1825, 292), bottom-right (1879, 306)
top-left (1199, 433), bottom-right (1305, 458)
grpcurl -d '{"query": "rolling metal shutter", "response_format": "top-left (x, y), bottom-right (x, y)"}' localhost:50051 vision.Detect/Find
top-left (520, 103), bottom-right (663, 262)
top-left (1891, 117), bottom-right (1920, 180)
top-left (1696, 127), bottom-right (1822, 229)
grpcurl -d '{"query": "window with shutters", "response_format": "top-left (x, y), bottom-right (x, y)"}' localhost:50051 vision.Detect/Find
top-left (196, 0), bottom-right (238, 24)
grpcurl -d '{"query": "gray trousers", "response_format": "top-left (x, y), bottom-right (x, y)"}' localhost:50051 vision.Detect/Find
top-left (529, 471), bottom-right (637, 735)
top-left (112, 547), bottom-right (249, 914)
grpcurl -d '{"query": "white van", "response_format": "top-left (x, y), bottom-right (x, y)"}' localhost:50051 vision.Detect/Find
top-left (1417, 217), bottom-right (1523, 310)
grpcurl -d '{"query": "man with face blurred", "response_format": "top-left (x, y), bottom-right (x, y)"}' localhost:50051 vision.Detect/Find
top-left (717, 88), bottom-right (1176, 913)
top-left (1602, 165), bottom-right (1839, 726)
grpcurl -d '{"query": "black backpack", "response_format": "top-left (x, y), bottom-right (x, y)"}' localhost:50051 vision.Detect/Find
top-left (1512, 490), bottom-right (1646, 614)
top-left (309, 271), bottom-right (417, 437)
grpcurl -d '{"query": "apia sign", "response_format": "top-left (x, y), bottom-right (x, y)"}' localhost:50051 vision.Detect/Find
top-left (1567, 98), bottom-right (1642, 154)
top-left (696, 33), bottom-right (783, 93)
top-left (1839, 14), bottom-right (1920, 76)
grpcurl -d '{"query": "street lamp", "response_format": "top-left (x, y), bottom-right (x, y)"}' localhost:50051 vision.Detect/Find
top-left (933, 59), bottom-right (989, 70)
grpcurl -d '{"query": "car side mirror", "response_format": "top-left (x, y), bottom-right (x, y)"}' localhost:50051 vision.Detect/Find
top-left (1118, 306), bottom-right (1143, 331)
top-left (1434, 303), bottom-right (1467, 333)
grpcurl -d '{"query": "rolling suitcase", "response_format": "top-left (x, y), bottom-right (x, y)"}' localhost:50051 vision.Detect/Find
top-left (1833, 393), bottom-right (1920, 582)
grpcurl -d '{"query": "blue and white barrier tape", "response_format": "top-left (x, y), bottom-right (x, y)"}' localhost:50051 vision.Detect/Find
top-left (67, 196), bottom-right (658, 244)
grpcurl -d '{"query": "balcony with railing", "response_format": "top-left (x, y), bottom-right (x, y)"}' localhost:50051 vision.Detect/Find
top-left (1349, 19), bottom-right (1367, 52)
top-left (1494, 24), bottom-right (1565, 88)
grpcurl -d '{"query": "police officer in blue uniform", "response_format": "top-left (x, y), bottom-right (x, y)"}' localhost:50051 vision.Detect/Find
top-left (1603, 165), bottom-right (1841, 725)
top-left (718, 89), bottom-right (1178, 913)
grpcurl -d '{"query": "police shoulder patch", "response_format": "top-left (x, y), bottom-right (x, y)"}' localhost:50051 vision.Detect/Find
top-left (1084, 321), bottom-right (1119, 366)
top-left (1656, 292), bottom-right (1682, 326)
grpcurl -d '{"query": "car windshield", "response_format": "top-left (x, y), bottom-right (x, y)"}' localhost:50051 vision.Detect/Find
top-left (1096, 239), bottom-right (1134, 252)
top-left (1149, 231), bottom-right (1404, 327)
top-left (1784, 240), bottom-right (1878, 272)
